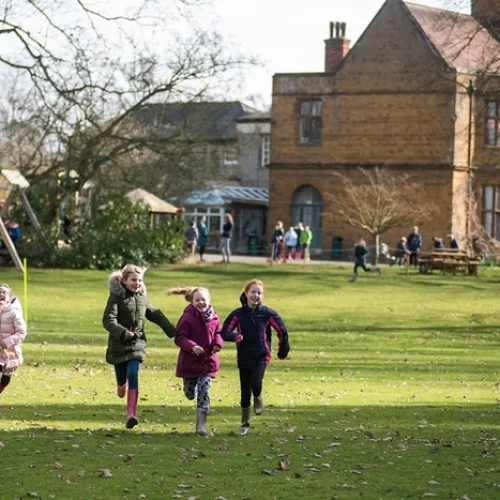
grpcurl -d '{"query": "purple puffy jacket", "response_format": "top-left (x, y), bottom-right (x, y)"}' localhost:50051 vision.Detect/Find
top-left (174, 304), bottom-right (223, 378)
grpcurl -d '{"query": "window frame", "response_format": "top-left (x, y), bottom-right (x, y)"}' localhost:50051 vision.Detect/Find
top-left (484, 99), bottom-right (500, 147)
top-left (482, 185), bottom-right (500, 238)
top-left (223, 145), bottom-right (239, 166)
top-left (298, 99), bottom-right (322, 145)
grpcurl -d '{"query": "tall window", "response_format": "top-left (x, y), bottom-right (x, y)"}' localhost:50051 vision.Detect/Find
top-left (260, 135), bottom-right (270, 167)
top-left (299, 100), bottom-right (322, 145)
top-left (292, 185), bottom-right (323, 251)
top-left (485, 100), bottom-right (500, 146)
top-left (482, 185), bottom-right (500, 238)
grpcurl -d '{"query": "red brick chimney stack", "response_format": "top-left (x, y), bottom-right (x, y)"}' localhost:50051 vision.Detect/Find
top-left (324, 21), bottom-right (350, 73)
top-left (471, 0), bottom-right (500, 28)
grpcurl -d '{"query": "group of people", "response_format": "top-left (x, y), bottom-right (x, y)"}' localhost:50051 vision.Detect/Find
top-left (102, 265), bottom-right (290, 436)
top-left (0, 265), bottom-right (290, 437)
top-left (271, 221), bottom-right (313, 262)
top-left (187, 214), bottom-right (315, 265)
top-left (394, 226), bottom-right (460, 267)
top-left (185, 213), bottom-right (233, 264)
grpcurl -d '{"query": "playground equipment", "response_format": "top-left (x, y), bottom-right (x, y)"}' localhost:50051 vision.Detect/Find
top-left (0, 169), bottom-right (47, 271)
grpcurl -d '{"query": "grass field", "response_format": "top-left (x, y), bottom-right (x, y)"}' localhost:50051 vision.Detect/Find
top-left (0, 262), bottom-right (499, 500)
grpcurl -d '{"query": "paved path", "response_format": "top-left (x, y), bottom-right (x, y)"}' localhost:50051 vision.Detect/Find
top-left (185, 252), bottom-right (354, 266)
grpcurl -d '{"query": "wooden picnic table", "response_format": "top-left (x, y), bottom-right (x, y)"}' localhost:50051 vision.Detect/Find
top-left (417, 250), bottom-right (481, 275)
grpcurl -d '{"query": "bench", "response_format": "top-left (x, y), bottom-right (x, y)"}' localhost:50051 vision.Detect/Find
top-left (418, 251), bottom-right (480, 276)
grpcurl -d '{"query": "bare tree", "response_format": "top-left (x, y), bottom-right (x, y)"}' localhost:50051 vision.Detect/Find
top-left (330, 167), bottom-right (435, 263)
top-left (0, 0), bottom-right (253, 222)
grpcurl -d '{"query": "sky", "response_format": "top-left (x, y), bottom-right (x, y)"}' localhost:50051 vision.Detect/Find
top-left (209, 0), bottom-right (466, 107)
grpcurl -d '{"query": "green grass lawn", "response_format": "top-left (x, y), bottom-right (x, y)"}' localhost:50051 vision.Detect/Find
top-left (1, 262), bottom-right (499, 499)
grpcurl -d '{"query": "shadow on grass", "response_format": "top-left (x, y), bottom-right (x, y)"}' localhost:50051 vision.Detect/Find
top-left (1, 402), bottom-right (499, 429)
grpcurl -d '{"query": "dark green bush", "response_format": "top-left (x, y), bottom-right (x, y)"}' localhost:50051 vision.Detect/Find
top-left (19, 195), bottom-right (186, 269)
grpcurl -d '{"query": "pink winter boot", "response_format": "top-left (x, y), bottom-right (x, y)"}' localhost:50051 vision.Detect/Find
top-left (126, 389), bottom-right (139, 429)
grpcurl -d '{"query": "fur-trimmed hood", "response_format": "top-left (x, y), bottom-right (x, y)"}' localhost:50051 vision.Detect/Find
top-left (107, 270), bottom-right (147, 297)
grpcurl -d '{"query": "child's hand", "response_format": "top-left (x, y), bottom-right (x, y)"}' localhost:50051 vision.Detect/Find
top-left (124, 330), bottom-right (135, 340)
top-left (212, 345), bottom-right (221, 353)
top-left (192, 345), bottom-right (205, 356)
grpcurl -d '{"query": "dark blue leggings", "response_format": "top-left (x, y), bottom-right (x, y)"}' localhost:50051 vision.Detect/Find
top-left (114, 360), bottom-right (141, 390)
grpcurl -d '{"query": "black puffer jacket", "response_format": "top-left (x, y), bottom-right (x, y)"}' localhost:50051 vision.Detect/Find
top-left (221, 293), bottom-right (289, 369)
top-left (102, 271), bottom-right (176, 365)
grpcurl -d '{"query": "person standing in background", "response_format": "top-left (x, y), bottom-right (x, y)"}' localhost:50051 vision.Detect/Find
top-left (220, 213), bottom-right (233, 263)
top-left (407, 226), bottom-right (422, 266)
top-left (197, 216), bottom-right (209, 262)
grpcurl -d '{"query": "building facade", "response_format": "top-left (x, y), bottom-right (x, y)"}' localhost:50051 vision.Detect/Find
top-left (269, 0), bottom-right (500, 256)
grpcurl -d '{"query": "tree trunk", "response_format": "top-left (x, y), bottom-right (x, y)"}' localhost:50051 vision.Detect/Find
top-left (374, 233), bottom-right (380, 265)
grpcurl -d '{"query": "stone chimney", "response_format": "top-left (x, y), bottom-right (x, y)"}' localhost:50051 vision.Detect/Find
top-left (324, 21), bottom-right (350, 73)
top-left (471, 0), bottom-right (500, 28)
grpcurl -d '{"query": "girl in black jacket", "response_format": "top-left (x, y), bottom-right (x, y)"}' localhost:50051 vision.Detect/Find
top-left (222, 279), bottom-right (290, 435)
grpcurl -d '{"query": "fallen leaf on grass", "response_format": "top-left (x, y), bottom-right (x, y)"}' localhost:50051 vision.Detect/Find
top-left (27, 493), bottom-right (40, 498)
top-left (98, 468), bottom-right (113, 478)
top-left (278, 459), bottom-right (291, 471)
top-left (262, 469), bottom-right (276, 475)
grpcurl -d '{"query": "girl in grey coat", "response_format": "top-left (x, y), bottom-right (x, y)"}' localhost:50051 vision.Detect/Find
top-left (102, 264), bottom-right (176, 429)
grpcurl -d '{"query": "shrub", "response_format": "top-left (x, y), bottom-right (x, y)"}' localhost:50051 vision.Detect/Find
top-left (20, 195), bottom-right (186, 269)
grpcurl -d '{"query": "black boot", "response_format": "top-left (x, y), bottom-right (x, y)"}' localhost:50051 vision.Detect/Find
top-left (238, 407), bottom-right (251, 436)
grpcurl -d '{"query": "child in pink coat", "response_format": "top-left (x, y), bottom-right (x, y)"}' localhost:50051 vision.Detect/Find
top-left (0, 284), bottom-right (27, 396)
top-left (167, 286), bottom-right (223, 436)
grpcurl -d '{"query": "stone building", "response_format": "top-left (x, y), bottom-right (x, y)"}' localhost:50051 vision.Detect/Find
top-left (269, 0), bottom-right (500, 256)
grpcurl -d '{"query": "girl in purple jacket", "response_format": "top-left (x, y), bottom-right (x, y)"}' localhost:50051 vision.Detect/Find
top-left (167, 286), bottom-right (223, 436)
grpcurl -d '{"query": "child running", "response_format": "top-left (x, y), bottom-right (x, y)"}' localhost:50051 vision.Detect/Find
top-left (222, 279), bottom-right (290, 436)
top-left (0, 284), bottom-right (27, 398)
top-left (167, 286), bottom-right (223, 437)
top-left (349, 238), bottom-right (381, 282)
top-left (102, 264), bottom-right (176, 429)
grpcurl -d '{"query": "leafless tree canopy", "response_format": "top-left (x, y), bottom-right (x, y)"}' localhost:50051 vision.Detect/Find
top-left (0, 0), bottom-right (251, 214)
top-left (331, 167), bottom-right (434, 238)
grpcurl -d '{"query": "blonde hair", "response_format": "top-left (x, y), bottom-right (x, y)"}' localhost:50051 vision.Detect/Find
top-left (166, 286), bottom-right (210, 303)
top-left (224, 213), bottom-right (233, 224)
top-left (0, 284), bottom-right (12, 296)
top-left (243, 279), bottom-right (265, 294)
top-left (121, 264), bottom-right (145, 282)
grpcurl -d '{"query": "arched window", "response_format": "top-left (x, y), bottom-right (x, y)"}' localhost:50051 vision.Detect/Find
top-left (292, 185), bottom-right (323, 251)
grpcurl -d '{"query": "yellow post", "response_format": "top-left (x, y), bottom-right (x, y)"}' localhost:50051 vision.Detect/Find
top-left (23, 257), bottom-right (28, 321)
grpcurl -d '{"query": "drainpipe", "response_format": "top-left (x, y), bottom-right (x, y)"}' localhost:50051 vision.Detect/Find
top-left (466, 80), bottom-right (474, 250)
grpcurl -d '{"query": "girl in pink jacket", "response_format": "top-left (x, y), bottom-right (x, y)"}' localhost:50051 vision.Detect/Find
top-left (0, 284), bottom-right (27, 395)
top-left (167, 286), bottom-right (223, 436)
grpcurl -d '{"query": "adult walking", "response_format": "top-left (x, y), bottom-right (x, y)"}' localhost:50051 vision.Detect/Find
top-left (197, 216), bottom-right (209, 262)
top-left (407, 226), bottom-right (422, 266)
top-left (220, 212), bottom-right (233, 263)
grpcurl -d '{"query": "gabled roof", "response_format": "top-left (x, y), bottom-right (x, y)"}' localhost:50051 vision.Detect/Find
top-left (126, 188), bottom-right (179, 214)
top-left (404, 1), bottom-right (500, 74)
top-left (183, 186), bottom-right (269, 207)
top-left (133, 101), bottom-right (259, 142)
top-left (0, 169), bottom-right (30, 189)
